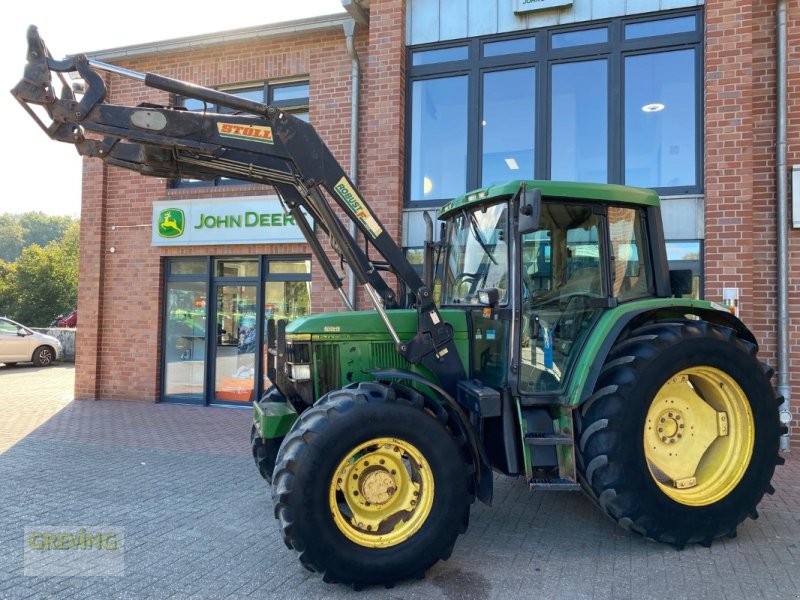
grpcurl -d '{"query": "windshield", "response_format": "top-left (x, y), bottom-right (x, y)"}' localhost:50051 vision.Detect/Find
top-left (442, 202), bottom-right (510, 304)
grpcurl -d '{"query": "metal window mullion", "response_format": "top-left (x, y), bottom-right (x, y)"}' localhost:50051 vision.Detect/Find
top-left (609, 20), bottom-right (623, 186)
top-left (467, 37), bottom-right (482, 193)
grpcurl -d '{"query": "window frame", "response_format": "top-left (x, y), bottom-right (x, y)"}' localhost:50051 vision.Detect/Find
top-left (405, 7), bottom-right (703, 206)
top-left (160, 254), bottom-right (312, 405)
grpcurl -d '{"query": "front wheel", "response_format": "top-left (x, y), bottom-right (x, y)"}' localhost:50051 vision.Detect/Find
top-left (576, 320), bottom-right (783, 548)
top-left (272, 382), bottom-right (471, 587)
top-left (32, 346), bottom-right (54, 367)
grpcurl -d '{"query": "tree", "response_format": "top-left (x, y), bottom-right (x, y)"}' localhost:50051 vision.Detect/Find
top-left (4, 228), bottom-right (79, 327)
top-left (19, 212), bottom-right (72, 249)
top-left (0, 215), bottom-right (24, 262)
top-left (0, 260), bottom-right (16, 317)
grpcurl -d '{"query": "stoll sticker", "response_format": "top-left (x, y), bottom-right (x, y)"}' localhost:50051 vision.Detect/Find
top-left (332, 177), bottom-right (384, 239)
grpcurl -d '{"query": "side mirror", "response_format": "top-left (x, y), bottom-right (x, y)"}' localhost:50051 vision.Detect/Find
top-left (519, 186), bottom-right (541, 235)
top-left (669, 269), bottom-right (693, 297)
top-left (477, 288), bottom-right (500, 308)
top-left (17, 328), bottom-right (28, 337)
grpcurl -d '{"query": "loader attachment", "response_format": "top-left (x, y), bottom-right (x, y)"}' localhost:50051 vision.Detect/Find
top-left (11, 26), bottom-right (467, 397)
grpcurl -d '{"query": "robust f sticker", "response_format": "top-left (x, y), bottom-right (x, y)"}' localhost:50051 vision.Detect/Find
top-left (217, 123), bottom-right (274, 144)
top-left (333, 177), bottom-right (383, 239)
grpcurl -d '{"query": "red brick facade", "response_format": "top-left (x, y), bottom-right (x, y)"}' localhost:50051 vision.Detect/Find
top-left (704, 0), bottom-right (798, 444)
top-left (77, 0), bottom-right (798, 451)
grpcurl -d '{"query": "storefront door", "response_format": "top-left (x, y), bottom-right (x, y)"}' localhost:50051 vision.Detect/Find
top-left (212, 283), bottom-right (258, 404)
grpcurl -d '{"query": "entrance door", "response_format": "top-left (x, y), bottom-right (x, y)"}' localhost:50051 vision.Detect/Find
top-left (212, 283), bottom-right (258, 403)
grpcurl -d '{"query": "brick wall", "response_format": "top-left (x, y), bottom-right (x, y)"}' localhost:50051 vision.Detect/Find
top-left (705, 0), bottom-right (799, 447)
top-left (74, 16), bottom-right (404, 401)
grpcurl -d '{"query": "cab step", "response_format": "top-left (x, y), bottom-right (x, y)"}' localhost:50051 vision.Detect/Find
top-left (528, 477), bottom-right (581, 491)
top-left (524, 432), bottom-right (573, 446)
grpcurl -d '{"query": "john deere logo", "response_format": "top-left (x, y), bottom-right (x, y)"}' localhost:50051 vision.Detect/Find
top-left (158, 209), bottom-right (185, 238)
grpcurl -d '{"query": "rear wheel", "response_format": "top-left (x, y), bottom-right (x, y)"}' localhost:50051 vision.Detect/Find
top-left (32, 346), bottom-right (54, 367)
top-left (272, 382), bottom-right (470, 587)
top-left (576, 320), bottom-right (783, 548)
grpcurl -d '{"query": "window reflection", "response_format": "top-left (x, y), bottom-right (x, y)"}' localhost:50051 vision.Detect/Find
top-left (625, 16), bottom-right (696, 40)
top-left (666, 240), bottom-right (702, 299)
top-left (481, 68), bottom-right (535, 187)
top-left (410, 76), bottom-right (468, 201)
top-left (551, 28), bottom-right (608, 49)
top-left (551, 60), bottom-right (607, 183)
top-left (483, 37), bottom-right (535, 57)
top-left (625, 49), bottom-right (696, 189)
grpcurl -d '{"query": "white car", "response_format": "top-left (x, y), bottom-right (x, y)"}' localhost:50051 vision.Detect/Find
top-left (0, 317), bottom-right (62, 367)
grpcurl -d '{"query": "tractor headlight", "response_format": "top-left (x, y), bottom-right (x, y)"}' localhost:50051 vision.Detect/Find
top-left (289, 364), bottom-right (311, 382)
top-left (286, 340), bottom-right (312, 382)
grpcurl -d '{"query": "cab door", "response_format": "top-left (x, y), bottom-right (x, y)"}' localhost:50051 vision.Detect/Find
top-left (518, 202), bottom-right (606, 394)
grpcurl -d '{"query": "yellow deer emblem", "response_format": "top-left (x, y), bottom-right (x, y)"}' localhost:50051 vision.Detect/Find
top-left (161, 212), bottom-right (180, 232)
top-left (157, 208), bottom-right (185, 238)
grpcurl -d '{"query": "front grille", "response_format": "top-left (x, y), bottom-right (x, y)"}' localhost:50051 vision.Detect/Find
top-left (370, 342), bottom-right (406, 369)
top-left (313, 343), bottom-right (340, 398)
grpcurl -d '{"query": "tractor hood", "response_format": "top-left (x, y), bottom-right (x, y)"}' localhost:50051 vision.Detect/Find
top-left (286, 309), bottom-right (469, 341)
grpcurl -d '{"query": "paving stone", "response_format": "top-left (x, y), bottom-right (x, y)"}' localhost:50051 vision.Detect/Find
top-left (1, 365), bottom-right (799, 599)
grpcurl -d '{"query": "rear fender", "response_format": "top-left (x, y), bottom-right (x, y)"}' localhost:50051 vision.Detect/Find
top-left (572, 304), bottom-right (757, 406)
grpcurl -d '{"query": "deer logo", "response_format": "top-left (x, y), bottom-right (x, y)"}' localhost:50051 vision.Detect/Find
top-left (157, 208), bottom-right (185, 238)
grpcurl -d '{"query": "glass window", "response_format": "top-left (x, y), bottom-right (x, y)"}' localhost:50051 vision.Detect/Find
top-left (551, 60), bottom-right (608, 183)
top-left (410, 76), bottom-right (469, 201)
top-left (182, 98), bottom-right (207, 112)
top-left (412, 46), bottom-right (468, 66)
top-left (170, 259), bottom-right (208, 276)
top-left (269, 259), bottom-right (312, 274)
top-left (214, 258), bottom-right (259, 278)
top-left (520, 202), bottom-right (603, 393)
top-left (219, 87), bottom-right (264, 113)
top-left (625, 49), bottom-right (696, 189)
top-left (407, 9), bottom-right (702, 203)
top-left (608, 207), bottom-right (652, 300)
top-left (551, 28), bottom-right (608, 49)
top-left (164, 281), bottom-right (207, 399)
top-left (272, 83), bottom-right (310, 103)
top-left (625, 16), bottom-right (696, 40)
top-left (0, 319), bottom-right (19, 334)
top-left (442, 203), bottom-right (510, 304)
top-left (482, 68), bottom-right (535, 187)
top-left (667, 240), bottom-right (702, 299)
top-left (483, 37), bottom-right (535, 58)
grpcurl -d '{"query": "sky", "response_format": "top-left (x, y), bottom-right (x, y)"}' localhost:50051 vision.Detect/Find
top-left (1, 0), bottom-right (346, 217)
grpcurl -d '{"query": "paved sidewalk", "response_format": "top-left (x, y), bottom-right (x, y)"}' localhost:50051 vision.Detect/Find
top-left (0, 366), bottom-right (799, 599)
top-left (0, 363), bottom-right (74, 453)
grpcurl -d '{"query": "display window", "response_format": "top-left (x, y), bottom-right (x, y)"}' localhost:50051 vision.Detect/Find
top-left (161, 255), bottom-right (311, 405)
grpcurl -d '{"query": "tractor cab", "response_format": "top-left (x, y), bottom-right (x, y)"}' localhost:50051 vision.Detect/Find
top-left (436, 180), bottom-right (666, 397)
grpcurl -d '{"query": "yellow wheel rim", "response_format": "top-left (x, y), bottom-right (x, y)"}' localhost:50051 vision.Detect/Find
top-left (643, 367), bottom-right (755, 506)
top-left (328, 437), bottom-right (434, 548)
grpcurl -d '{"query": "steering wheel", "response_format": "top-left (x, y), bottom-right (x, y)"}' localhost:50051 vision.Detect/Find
top-left (451, 272), bottom-right (482, 301)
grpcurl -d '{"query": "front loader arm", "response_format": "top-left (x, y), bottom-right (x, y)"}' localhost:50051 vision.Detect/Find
top-left (11, 26), bottom-right (467, 395)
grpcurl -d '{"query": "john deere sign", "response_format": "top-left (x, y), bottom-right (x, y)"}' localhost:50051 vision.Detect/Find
top-left (152, 196), bottom-right (308, 246)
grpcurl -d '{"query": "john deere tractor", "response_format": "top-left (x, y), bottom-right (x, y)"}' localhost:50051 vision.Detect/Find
top-left (14, 26), bottom-right (786, 588)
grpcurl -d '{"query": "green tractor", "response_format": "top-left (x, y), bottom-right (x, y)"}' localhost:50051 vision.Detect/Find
top-left (254, 181), bottom-right (784, 585)
top-left (13, 26), bottom-right (785, 589)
